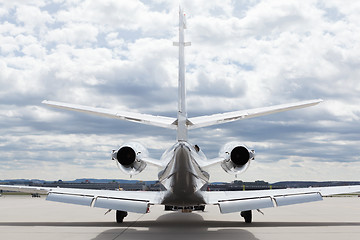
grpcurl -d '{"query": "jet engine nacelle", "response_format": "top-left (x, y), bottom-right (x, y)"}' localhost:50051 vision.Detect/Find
top-left (219, 142), bottom-right (255, 175)
top-left (112, 142), bottom-right (148, 176)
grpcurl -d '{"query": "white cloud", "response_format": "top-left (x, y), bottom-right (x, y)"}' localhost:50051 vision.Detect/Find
top-left (14, 5), bottom-right (53, 35)
top-left (1, 0), bottom-right (360, 182)
top-left (46, 23), bottom-right (98, 46)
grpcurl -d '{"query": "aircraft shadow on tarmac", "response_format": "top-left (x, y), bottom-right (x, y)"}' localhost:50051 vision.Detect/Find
top-left (1, 212), bottom-right (360, 240)
top-left (91, 213), bottom-right (260, 240)
top-left (90, 212), bottom-right (360, 240)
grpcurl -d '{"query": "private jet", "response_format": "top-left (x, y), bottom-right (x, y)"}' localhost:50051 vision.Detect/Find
top-left (1, 8), bottom-right (360, 223)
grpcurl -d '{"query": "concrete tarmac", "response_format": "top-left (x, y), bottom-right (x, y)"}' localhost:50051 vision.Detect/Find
top-left (0, 195), bottom-right (360, 240)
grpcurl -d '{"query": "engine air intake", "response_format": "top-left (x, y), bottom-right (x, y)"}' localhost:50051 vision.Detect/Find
top-left (117, 146), bottom-right (136, 166)
top-left (231, 146), bottom-right (250, 166)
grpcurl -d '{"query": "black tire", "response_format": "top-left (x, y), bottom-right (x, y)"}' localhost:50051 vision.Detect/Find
top-left (199, 205), bottom-right (205, 211)
top-left (165, 205), bottom-right (173, 211)
top-left (116, 210), bottom-right (128, 223)
top-left (240, 210), bottom-right (252, 223)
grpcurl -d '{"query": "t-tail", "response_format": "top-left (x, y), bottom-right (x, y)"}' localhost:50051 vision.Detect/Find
top-left (41, 7), bottom-right (322, 139)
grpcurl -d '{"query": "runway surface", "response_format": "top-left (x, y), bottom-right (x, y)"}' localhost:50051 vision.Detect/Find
top-left (0, 195), bottom-right (360, 240)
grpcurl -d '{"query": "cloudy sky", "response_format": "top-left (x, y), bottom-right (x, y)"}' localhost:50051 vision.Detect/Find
top-left (1, 0), bottom-right (359, 182)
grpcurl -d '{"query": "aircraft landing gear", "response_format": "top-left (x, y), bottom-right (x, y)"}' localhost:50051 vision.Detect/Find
top-left (116, 210), bottom-right (128, 223)
top-left (240, 210), bottom-right (252, 223)
top-left (165, 205), bottom-right (172, 211)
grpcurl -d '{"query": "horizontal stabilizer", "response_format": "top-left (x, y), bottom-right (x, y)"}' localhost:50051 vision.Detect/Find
top-left (188, 99), bottom-right (323, 129)
top-left (42, 100), bottom-right (177, 129)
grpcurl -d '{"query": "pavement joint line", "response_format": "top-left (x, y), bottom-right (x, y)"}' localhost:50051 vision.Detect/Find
top-left (113, 213), bottom-right (146, 240)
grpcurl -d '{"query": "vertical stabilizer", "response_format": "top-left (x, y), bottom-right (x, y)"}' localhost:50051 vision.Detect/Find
top-left (174, 7), bottom-right (191, 141)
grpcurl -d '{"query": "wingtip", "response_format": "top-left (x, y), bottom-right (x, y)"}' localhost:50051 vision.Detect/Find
top-left (316, 98), bottom-right (324, 104)
top-left (308, 99), bottom-right (323, 105)
top-left (42, 100), bottom-right (53, 105)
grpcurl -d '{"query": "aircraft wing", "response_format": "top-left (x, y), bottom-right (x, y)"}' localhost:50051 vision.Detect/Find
top-left (0, 185), bottom-right (163, 214)
top-left (42, 100), bottom-right (177, 130)
top-left (204, 185), bottom-right (360, 213)
top-left (188, 99), bottom-right (323, 129)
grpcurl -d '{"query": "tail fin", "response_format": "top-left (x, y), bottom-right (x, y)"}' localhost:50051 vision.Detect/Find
top-left (174, 6), bottom-right (191, 141)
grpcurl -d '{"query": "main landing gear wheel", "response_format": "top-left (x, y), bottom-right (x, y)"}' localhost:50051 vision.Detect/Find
top-left (240, 210), bottom-right (252, 223)
top-left (116, 210), bottom-right (128, 223)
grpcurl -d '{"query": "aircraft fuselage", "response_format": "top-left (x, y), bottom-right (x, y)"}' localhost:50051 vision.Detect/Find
top-left (159, 142), bottom-right (209, 206)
